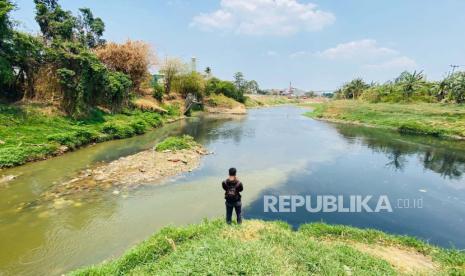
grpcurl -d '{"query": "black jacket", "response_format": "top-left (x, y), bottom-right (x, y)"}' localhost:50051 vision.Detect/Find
top-left (222, 179), bottom-right (243, 201)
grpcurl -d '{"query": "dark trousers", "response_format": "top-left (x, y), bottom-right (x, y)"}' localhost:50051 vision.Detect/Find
top-left (225, 200), bottom-right (242, 224)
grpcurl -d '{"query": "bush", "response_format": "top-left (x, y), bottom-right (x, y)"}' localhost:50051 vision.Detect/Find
top-left (443, 72), bottom-right (465, 103)
top-left (155, 135), bottom-right (196, 152)
top-left (173, 72), bottom-right (205, 100)
top-left (95, 40), bottom-right (156, 93)
top-left (0, 144), bottom-right (57, 168)
top-left (129, 119), bottom-right (147, 134)
top-left (163, 103), bottom-right (181, 117)
top-left (101, 122), bottom-right (135, 138)
top-left (152, 81), bottom-right (164, 102)
top-left (47, 128), bottom-right (98, 148)
top-left (138, 112), bottom-right (163, 127)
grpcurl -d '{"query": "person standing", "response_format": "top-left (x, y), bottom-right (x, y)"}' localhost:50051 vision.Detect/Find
top-left (222, 168), bottom-right (243, 224)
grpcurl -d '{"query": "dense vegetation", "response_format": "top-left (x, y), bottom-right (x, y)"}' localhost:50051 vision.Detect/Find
top-left (307, 70), bottom-right (465, 138)
top-left (0, 0), bottom-right (261, 168)
top-left (0, 104), bottom-right (179, 167)
top-left (306, 101), bottom-right (465, 138)
top-left (0, 0), bottom-right (137, 117)
top-left (0, 0), bottom-right (259, 114)
top-left (72, 219), bottom-right (465, 275)
top-left (333, 71), bottom-right (465, 104)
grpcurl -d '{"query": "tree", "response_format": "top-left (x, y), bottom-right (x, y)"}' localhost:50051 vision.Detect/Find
top-left (205, 66), bottom-right (211, 77)
top-left (0, 0), bottom-right (15, 97)
top-left (233, 72), bottom-right (246, 91)
top-left (246, 80), bottom-right (259, 94)
top-left (11, 32), bottom-right (44, 100)
top-left (395, 70), bottom-right (424, 99)
top-left (174, 72), bottom-right (205, 99)
top-left (34, 0), bottom-right (77, 42)
top-left (335, 78), bottom-right (369, 99)
top-left (95, 40), bottom-right (156, 93)
top-left (77, 8), bottom-right (105, 48)
top-left (160, 57), bottom-right (184, 94)
top-left (443, 72), bottom-right (465, 103)
top-left (205, 77), bottom-right (220, 96)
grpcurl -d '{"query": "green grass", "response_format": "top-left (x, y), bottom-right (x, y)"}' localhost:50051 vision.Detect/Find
top-left (70, 219), bottom-right (465, 275)
top-left (305, 100), bottom-right (465, 138)
top-left (155, 135), bottom-right (197, 152)
top-left (206, 94), bottom-right (242, 108)
top-left (245, 95), bottom-right (300, 108)
top-left (0, 104), bottom-right (178, 168)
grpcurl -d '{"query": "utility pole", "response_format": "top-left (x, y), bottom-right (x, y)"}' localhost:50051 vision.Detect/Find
top-left (450, 64), bottom-right (460, 75)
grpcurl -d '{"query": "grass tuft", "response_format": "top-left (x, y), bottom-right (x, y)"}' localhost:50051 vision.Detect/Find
top-left (155, 135), bottom-right (197, 152)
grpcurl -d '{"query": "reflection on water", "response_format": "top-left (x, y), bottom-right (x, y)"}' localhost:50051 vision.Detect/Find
top-left (335, 124), bottom-right (465, 180)
top-left (1, 106), bottom-right (465, 275)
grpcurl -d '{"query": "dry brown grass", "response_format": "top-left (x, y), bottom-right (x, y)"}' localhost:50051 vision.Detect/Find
top-left (132, 97), bottom-right (167, 113)
top-left (352, 243), bottom-right (439, 275)
top-left (95, 40), bottom-right (157, 93)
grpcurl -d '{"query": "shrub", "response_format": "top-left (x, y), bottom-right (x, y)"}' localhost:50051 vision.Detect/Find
top-left (173, 72), bottom-right (205, 100)
top-left (101, 122), bottom-right (135, 138)
top-left (155, 135), bottom-right (196, 152)
top-left (152, 81), bottom-right (164, 102)
top-left (129, 119), bottom-right (147, 134)
top-left (163, 103), bottom-right (181, 117)
top-left (95, 40), bottom-right (156, 93)
top-left (47, 128), bottom-right (98, 148)
top-left (443, 72), bottom-right (465, 103)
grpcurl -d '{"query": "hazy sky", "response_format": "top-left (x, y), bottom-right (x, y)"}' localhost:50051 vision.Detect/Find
top-left (11, 0), bottom-right (465, 91)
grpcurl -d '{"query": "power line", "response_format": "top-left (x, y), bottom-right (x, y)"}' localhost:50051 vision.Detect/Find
top-left (450, 64), bottom-right (460, 74)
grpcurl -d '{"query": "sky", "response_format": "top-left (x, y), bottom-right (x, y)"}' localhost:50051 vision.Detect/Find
top-left (10, 0), bottom-right (465, 91)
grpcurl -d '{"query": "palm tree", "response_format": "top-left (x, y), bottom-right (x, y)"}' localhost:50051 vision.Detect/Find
top-left (395, 70), bottom-right (424, 99)
top-left (341, 78), bottom-right (369, 99)
top-left (204, 67), bottom-right (211, 77)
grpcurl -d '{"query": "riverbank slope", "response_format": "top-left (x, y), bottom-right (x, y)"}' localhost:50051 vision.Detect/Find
top-left (0, 103), bottom-right (182, 168)
top-left (306, 100), bottom-right (465, 139)
top-left (245, 94), bottom-right (326, 108)
top-left (72, 219), bottom-right (465, 275)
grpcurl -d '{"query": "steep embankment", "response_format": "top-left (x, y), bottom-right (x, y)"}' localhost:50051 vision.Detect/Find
top-left (72, 219), bottom-right (465, 275)
top-left (204, 94), bottom-right (247, 114)
top-left (306, 100), bottom-right (465, 139)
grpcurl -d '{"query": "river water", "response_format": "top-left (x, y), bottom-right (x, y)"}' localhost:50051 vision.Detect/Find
top-left (1, 106), bottom-right (465, 275)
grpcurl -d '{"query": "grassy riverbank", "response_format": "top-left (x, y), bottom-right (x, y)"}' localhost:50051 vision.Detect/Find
top-left (0, 104), bottom-right (180, 168)
top-left (244, 95), bottom-right (301, 108)
top-left (72, 219), bottom-right (465, 275)
top-left (306, 100), bottom-right (465, 139)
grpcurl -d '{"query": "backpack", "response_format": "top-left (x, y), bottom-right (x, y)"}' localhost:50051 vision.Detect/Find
top-left (225, 180), bottom-right (240, 201)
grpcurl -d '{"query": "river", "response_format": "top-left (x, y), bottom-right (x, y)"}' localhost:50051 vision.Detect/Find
top-left (1, 106), bottom-right (465, 275)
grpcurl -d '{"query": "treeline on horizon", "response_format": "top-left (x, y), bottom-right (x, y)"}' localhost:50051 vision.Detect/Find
top-left (333, 70), bottom-right (465, 103)
top-left (0, 0), bottom-right (260, 118)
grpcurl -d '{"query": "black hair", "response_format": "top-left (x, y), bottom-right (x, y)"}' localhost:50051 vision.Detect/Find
top-left (229, 167), bottom-right (237, 176)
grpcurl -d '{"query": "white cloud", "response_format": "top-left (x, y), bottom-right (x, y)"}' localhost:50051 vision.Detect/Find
top-left (315, 39), bottom-right (417, 71)
top-left (318, 39), bottom-right (398, 60)
top-left (190, 0), bottom-right (335, 36)
top-left (364, 56), bottom-right (417, 70)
